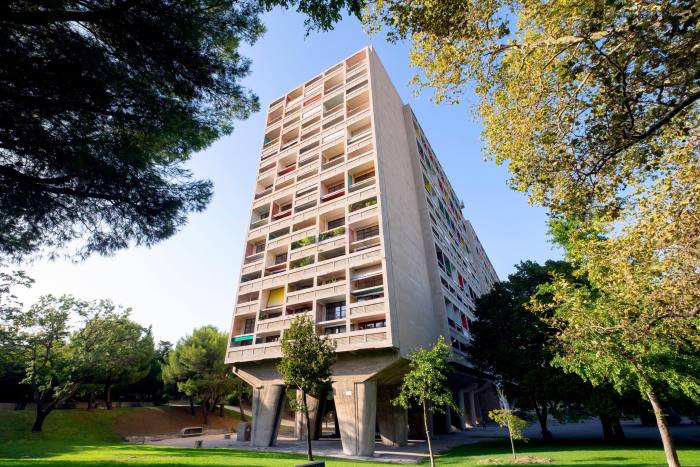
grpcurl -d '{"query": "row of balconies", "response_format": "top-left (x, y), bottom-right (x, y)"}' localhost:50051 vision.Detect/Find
top-left (254, 138), bottom-right (375, 211)
top-left (261, 84), bottom-right (370, 162)
top-left (265, 50), bottom-right (368, 129)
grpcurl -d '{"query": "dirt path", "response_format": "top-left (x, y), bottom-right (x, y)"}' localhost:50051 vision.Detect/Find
top-left (115, 406), bottom-right (242, 437)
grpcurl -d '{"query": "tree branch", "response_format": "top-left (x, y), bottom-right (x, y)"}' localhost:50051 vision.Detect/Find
top-left (1, 1), bottom-right (142, 25)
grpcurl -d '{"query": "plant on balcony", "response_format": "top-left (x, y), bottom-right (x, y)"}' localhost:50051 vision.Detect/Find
top-left (290, 256), bottom-right (314, 269)
top-left (319, 226), bottom-right (345, 242)
top-left (291, 235), bottom-right (316, 250)
top-left (349, 197), bottom-right (377, 212)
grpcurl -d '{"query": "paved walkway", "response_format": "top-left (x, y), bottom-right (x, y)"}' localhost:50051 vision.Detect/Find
top-left (146, 418), bottom-right (700, 464)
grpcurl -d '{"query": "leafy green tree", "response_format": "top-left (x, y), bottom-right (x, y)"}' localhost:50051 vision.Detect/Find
top-left (368, 4), bottom-right (699, 465)
top-left (489, 406), bottom-right (528, 461)
top-left (278, 315), bottom-right (336, 461)
top-left (469, 260), bottom-right (575, 439)
top-left (227, 377), bottom-right (252, 421)
top-left (81, 314), bottom-right (154, 409)
top-left (393, 338), bottom-right (457, 467)
top-left (0, 0), bottom-right (360, 261)
top-left (0, 295), bottom-right (128, 431)
top-left (162, 326), bottom-right (235, 425)
top-left (533, 217), bottom-right (700, 467)
top-left (121, 340), bottom-right (173, 406)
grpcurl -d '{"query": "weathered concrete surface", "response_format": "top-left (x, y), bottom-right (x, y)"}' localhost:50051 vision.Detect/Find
top-left (377, 385), bottom-right (408, 447)
top-left (250, 384), bottom-right (285, 447)
top-left (332, 380), bottom-right (377, 456)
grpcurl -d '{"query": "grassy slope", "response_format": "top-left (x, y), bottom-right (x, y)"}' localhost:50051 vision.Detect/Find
top-left (0, 410), bottom-right (698, 466)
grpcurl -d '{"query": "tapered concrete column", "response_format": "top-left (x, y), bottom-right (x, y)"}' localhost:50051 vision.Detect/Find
top-left (332, 380), bottom-right (377, 456)
top-left (467, 391), bottom-right (478, 427)
top-left (377, 385), bottom-right (408, 446)
top-left (250, 384), bottom-right (285, 447)
top-left (294, 391), bottom-right (323, 440)
top-left (456, 389), bottom-right (467, 430)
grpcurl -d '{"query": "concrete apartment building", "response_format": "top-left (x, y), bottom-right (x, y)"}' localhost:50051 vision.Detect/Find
top-left (226, 47), bottom-right (500, 456)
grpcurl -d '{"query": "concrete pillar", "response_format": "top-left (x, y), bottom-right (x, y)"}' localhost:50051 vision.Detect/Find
top-left (295, 391), bottom-right (323, 440)
top-left (250, 384), bottom-right (285, 447)
top-left (467, 391), bottom-right (478, 428)
top-left (377, 385), bottom-right (407, 447)
top-left (332, 380), bottom-right (377, 456)
top-left (456, 389), bottom-right (467, 430)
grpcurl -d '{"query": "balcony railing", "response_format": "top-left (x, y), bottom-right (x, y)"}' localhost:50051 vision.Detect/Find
top-left (348, 128), bottom-right (371, 145)
top-left (321, 189), bottom-right (345, 203)
top-left (277, 164), bottom-right (297, 176)
top-left (319, 226), bottom-right (345, 242)
top-left (321, 155), bottom-right (344, 171)
top-left (265, 263), bottom-right (287, 275)
top-left (254, 187), bottom-right (273, 199)
top-left (271, 209), bottom-right (292, 220)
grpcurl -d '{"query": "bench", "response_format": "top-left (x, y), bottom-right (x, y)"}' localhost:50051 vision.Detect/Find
top-left (180, 426), bottom-right (203, 437)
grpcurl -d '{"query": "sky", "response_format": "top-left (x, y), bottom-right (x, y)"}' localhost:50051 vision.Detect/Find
top-left (14, 9), bottom-right (560, 343)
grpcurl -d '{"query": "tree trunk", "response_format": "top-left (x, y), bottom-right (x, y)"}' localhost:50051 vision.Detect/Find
top-left (648, 390), bottom-right (680, 467)
top-left (238, 397), bottom-right (245, 421)
top-left (611, 416), bottom-right (625, 440)
top-left (202, 400), bottom-right (210, 425)
top-left (32, 408), bottom-right (50, 433)
top-left (423, 401), bottom-right (435, 467)
top-left (535, 402), bottom-right (552, 440)
top-left (189, 396), bottom-right (195, 416)
top-left (219, 403), bottom-right (224, 417)
top-left (88, 391), bottom-right (95, 410)
top-left (600, 414), bottom-right (614, 441)
top-left (105, 385), bottom-right (113, 410)
top-left (303, 390), bottom-right (313, 461)
top-left (508, 419), bottom-right (517, 460)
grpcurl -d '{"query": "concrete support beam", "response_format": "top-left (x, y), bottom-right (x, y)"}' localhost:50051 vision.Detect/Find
top-left (295, 391), bottom-right (323, 440)
top-left (250, 384), bottom-right (285, 447)
top-left (377, 385), bottom-right (407, 447)
top-left (467, 391), bottom-right (478, 428)
top-left (456, 389), bottom-right (467, 430)
top-left (332, 380), bottom-right (377, 456)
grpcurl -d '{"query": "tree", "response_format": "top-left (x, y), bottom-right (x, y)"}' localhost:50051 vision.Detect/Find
top-left (121, 340), bottom-right (173, 406)
top-left (533, 214), bottom-right (700, 467)
top-left (81, 314), bottom-right (154, 409)
top-left (0, 295), bottom-right (127, 432)
top-left (469, 260), bottom-right (573, 439)
top-left (278, 315), bottom-right (336, 462)
top-left (489, 405), bottom-right (528, 461)
top-left (0, 0), bottom-right (360, 261)
top-left (367, 4), bottom-right (699, 465)
top-left (366, 0), bottom-right (699, 220)
top-left (393, 338), bottom-right (457, 467)
top-left (227, 377), bottom-right (252, 421)
top-left (161, 326), bottom-right (235, 425)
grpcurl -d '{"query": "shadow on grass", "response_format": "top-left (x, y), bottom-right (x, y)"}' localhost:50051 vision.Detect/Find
top-left (435, 438), bottom-right (700, 467)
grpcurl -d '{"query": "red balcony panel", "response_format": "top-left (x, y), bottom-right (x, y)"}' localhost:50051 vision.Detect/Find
top-left (321, 190), bottom-right (345, 202)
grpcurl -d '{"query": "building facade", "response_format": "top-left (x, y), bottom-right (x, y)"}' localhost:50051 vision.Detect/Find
top-left (226, 47), bottom-right (500, 456)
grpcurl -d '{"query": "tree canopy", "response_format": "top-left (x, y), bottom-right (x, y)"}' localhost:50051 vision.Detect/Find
top-left (0, 0), bottom-right (360, 261)
top-left (393, 338), bottom-right (456, 467)
top-left (162, 325), bottom-right (236, 425)
top-left (278, 315), bottom-right (336, 461)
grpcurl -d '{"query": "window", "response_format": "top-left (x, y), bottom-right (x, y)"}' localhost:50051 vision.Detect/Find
top-left (280, 203), bottom-right (292, 212)
top-left (296, 185), bottom-right (317, 197)
top-left (353, 170), bottom-right (375, 183)
top-left (243, 319), bottom-right (255, 334)
top-left (356, 225), bottom-right (379, 241)
top-left (254, 242), bottom-right (266, 254)
top-left (324, 325), bottom-right (346, 335)
top-left (324, 301), bottom-right (346, 320)
top-left (327, 217), bottom-right (345, 229)
top-left (327, 182), bottom-right (344, 193)
top-left (274, 253), bottom-right (288, 264)
top-left (357, 320), bottom-right (385, 330)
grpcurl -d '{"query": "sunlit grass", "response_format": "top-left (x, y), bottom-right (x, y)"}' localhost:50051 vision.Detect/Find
top-left (1, 410), bottom-right (698, 466)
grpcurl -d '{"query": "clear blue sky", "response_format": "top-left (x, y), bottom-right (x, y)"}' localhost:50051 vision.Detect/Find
top-left (16, 10), bottom-right (560, 343)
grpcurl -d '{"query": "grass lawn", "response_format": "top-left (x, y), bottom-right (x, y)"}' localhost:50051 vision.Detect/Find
top-left (0, 409), bottom-right (698, 466)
